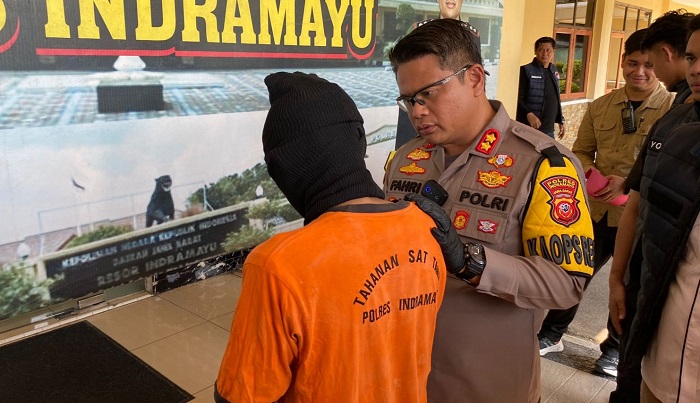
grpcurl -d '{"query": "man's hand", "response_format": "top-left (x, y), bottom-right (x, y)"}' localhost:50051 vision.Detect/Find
top-left (591, 174), bottom-right (626, 204)
top-left (557, 123), bottom-right (566, 139)
top-left (527, 112), bottom-right (541, 129)
top-left (609, 279), bottom-right (626, 334)
top-left (404, 193), bottom-right (465, 274)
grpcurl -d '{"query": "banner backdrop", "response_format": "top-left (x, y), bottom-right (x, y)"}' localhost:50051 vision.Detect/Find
top-left (0, 0), bottom-right (502, 321)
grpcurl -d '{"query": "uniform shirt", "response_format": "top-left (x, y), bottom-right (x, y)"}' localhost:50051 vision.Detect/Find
top-left (572, 83), bottom-right (672, 226)
top-left (215, 202), bottom-right (446, 403)
top-left (384, 101), bottom-right (593, 403)
top-left (642, 214), bottom-right (700, 402)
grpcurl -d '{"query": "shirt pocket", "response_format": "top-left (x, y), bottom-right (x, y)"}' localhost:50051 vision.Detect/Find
top-left (448, 203), bottom-right (509, 245)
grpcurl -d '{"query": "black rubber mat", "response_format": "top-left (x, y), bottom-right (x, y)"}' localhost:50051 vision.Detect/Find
top-left (0, 321), bottom-right (193, 403)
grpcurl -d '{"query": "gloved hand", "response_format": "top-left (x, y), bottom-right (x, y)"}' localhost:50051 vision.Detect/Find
top-left (405, 193), bottom-right (465, 274)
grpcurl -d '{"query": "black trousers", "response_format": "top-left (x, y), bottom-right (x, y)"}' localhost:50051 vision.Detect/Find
top-left (539, 213), bottom-right (620, 356)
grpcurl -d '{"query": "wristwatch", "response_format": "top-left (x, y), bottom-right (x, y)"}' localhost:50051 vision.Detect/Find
top-left (456, 242), bottom-right (487, 282)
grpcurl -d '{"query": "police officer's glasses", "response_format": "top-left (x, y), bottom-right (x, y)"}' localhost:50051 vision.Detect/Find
top-left (396, 64), bottom-right (473, 112)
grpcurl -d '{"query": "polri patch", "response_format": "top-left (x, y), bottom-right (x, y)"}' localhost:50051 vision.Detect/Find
top-left (399, 162), bottom-right (426, 176)
top-left (477, 170), bottom-right (512, 188)
top-left (406, 148), bottom-right (431, 161)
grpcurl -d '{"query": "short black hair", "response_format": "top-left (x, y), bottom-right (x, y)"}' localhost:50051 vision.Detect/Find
top-left (624, 29), bottom-right (647, 56)
top-left (534, 37), bottom-right (556, 51)
top-left (641, 9), bottom-right (695, 55)
top-left (389, 19), bottom-right (483, 75)
top-left (688, 14), bottom-right (700, 42)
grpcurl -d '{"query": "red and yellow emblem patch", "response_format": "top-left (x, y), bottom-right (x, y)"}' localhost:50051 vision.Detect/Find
top-left (424, 143), bottom-right (436, 149)
top-left (487, 154), bottom-right (514, 168)
top-left (540, 175), bottom-right (581, 227)
top-left (406, 148), bottom-right (431, 161)
top-left (475, 129), bottom-right (500, 155)
top-left (453, 211), bottom-right (470, 230)
top-left (399, 162), bottom-right (426, 176)
top-left (477, 170), bottom-right (512, 188)
top-left (478, 219), bottom-right (498, 234)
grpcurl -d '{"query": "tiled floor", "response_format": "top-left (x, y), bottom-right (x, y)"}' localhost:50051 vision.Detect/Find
top-left (0, 270), bottom-right (616, 402)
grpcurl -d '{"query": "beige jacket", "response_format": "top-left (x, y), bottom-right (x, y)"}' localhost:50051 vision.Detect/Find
top-left (384, 101), bottom-right (593, 403)
top-left (572, 83), bottom-right (672, 226)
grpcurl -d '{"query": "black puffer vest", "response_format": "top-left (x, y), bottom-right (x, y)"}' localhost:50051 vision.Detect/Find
top-left (519, 59), bottom-right (560, 119)
top-left (612, 102), bottom-right (700, 402)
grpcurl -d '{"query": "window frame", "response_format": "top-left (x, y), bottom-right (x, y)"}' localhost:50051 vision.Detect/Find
top-left (554, 1), bottom-right (595, 100)
top-left (555, 27), bottom-right (593, 100)
top-left (606, 3), bottom-right (653, 92)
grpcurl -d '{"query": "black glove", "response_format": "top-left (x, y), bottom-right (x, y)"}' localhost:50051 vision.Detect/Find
top-left (405, 193), bottom-right (465, 274)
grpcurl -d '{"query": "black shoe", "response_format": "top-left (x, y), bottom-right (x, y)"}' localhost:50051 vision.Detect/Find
top-left (538, 335), bottom-right (564, 356)
top-left (594, 352), bottom-right (618, 377)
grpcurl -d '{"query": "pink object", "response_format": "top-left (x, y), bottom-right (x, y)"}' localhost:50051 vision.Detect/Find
top-left (584, 168), bottom-right (628, 206)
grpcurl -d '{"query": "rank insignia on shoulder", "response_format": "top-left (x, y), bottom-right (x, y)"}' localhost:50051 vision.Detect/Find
top-left (478, 219), bottom-right (498, 234)
top-left (487, 154), bottom-right (514, 168)
top-left (475, 129), bottom-right (500, 155)
top-left (407, 148), bottom-right (431, 161)
top-left (453, 210), bottom-right (470, 230)
top-left (477, 170), bottom-right (512, 188)
top-left (399, 162), bottom-right (427, 176)
top-left (540, 175), bottom-right (581, 227)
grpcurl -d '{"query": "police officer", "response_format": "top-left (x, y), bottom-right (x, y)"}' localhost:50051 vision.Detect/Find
top-left (385, 19), bottom-right (595, 402)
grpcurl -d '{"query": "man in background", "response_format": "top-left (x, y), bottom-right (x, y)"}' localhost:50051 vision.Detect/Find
top-left (215, 72), bottom-right (447, 403)
top-left (641, 9), bottom-right (696, 105)
top-left (537, 29), bottom-right (673, 379)
top-left (517, 37), bottom-right (566, 139)
top-left (610, 15), bottom-right (700, 402)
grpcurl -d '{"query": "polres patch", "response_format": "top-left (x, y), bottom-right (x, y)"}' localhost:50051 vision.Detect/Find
top-left (540, 175), bottom-right (581, 227)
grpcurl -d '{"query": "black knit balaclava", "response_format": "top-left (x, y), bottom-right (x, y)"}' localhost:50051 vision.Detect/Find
top-left (262, 72), bottom-right (385, 224)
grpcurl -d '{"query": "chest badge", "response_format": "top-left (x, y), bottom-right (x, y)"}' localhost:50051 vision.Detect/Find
top-left (399, 162), bottom-right (426, 176)
top-left (475, 129), bottom-right (500, 155)
top-left (487, 154), bottom-right (514, 168)
top-left (477, 220), bottom-right (498, 234)
top-left (540, 175), bottom-right (581, 227)
top-left (406, 148), bottom-right (431, 161)
top-left (453, 211), bottom-right (470, 230)
top-left (477, 170), bottom-right (512, 188)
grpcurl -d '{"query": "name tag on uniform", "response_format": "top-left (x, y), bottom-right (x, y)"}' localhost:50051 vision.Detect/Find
top-left (531, 75), bottom-right (542, 79)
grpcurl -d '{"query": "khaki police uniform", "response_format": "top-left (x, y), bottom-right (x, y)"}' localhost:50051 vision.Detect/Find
top-left (384, 101), bottom-right (595, 402)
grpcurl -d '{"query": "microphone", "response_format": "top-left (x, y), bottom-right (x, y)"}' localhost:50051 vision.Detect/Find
top-left (420, 180), bottom-right (449, 206)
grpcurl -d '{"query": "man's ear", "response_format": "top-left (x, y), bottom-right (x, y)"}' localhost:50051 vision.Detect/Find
top-left (661, 44), bottom-right (675, 62)
top-left (620, 53), bottom-right (627, 69)
top-left (467, 65), bottom-right (486, 97)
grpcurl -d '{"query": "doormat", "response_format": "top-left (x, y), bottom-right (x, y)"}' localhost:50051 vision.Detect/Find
top-left (0, 321), bottom-right (193, 403)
